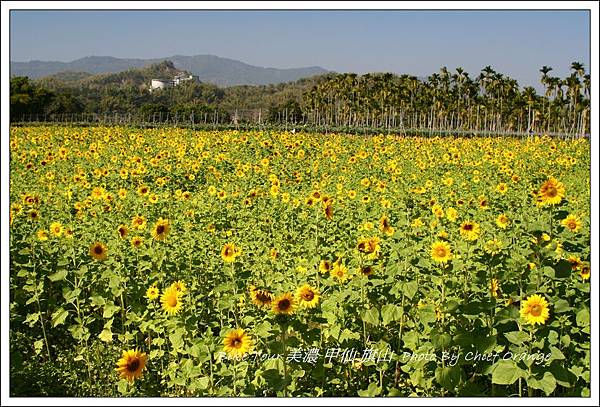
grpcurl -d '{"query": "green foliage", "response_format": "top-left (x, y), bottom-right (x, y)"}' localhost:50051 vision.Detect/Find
top-left (8, 125), bottom-right (591, 397)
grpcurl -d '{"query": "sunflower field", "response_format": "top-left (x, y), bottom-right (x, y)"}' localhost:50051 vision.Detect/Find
top-left (8, 125), bottom-right (591, 397)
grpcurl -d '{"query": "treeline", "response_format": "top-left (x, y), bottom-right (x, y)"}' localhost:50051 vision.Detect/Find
top-left (10, 60), bottom-right (320, 124)
top-left (302, 64), bottom-right (590, 134)
top-left (10, 61), bottom-right (590, 134)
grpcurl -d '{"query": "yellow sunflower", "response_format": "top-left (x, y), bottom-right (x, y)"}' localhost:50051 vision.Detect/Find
top-left (37, 229), bottom-right (49, 241)
top-left (379, 215), bottom-right (395, 236)
top-left (116, 349), bottom-right (147, 383)
top-left (561, 214), bottom-right (582, 232)
top-left (357, 236), bottom-right (381, 258)
top-left (170, 280), bottom-right (187, 295)
top-left (49, 222), bottom-right (63, 237)
top-left (137, 185), bottom-right (150, 196)
top-left (489, 278), bottom-right (501, 298)
top-left (484, 239), bottom-right (503, 256)
top-left (431, 204), bottom-right (444, 218)
top-left (272, 292), bottom-right (297, 315)
top-left (496, 213), bottom-right (510, 229)
top-left (359, 265), bottom-right (375, 277)
top-left (146, 286), bottom-right (159, 301)
top-left (296, 284), bottom-right (320, 309)
top-left (221, 243), bottom-right (241, 263)
top-left (520, 294), bottom-right (550, 325)
top-left (223, 328), bottom-right (253, 359)
top-left (567, 256), bottom-right (583, 271)
top-left (459, 221), bottom-right (480, 241)
top-left (431, 241), bottom-right (452, 263)
top-left (536, 177), bottom-right (565, 206)
top-left (331, 260), bottom-right (349, 283)
top-left (580, 265), bottom-right (590, 280)
top-left (249, 286), bottom-right (273, 308)
top-left (131, 215), bottom-right (147, 230)
top-left (160, 286), bottom-right (183, 315)
top-left (130, 235), bottom-right (144, 249)
top-left (64, 228), bottom-right (74, 239)
top-left (117, 224), bottom-right (128, 239)
top-left (411, 218), bottom-right (424, 229)
top-left (319, 260), bottom-right (332, 274)
top-left (446, 207), bottom-right (458, 222)
top-left (89, 242), bottom-right (108, 261)
top-left (151, 218), bottom-right (170, 241)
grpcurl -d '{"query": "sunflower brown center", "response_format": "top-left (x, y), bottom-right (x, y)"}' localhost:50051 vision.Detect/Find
top-left (278, 299), bottom-right (290, 311)
top-left (463, 224), bottom-right (473, 231)
top-left (225, 247), bottom-right (233, 256)
top-left (231, 337), bottom-right (242, 348)
top-left (94, 246), bottom-right (103, 254)
top-left (546, 187), bottom-right (557, 197)
top-left (127, 359), bottom-right (140, 372)
top-left (530, 304), bottom-right (542, 317)
top-left (167, 295), bottom-right (178, 307)
top-left (435, 247), bottom-right (447, 257)
top-left (302, 291), bottom-right (315, 301)
top-left (156, 225), bottom-right (165, 234)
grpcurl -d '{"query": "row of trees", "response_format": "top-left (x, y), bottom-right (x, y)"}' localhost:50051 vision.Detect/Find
top-left (300, 63), bottom-right (590, 134)
top-left (10, 77), bottom-right (84, 119)
top-left (11, 62), bottom-right (590, 135)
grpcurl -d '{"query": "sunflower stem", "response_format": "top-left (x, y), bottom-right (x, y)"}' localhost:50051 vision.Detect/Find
top-left (35, 290), bottom-right (52, 360)
top-left (518, 271), bottom-right (524, 397)
top-left (281, 325), bottom-right (289, 397)
top-left (74, 274), bottom-right (93, 385)
top-left (527, 327), bottom-right (534, 397)
top-left (398, 255), bottom-right (408, 349)
top-left (549, 206), bottom-right (554, 238)
top-left (230, 262), bottom-right (239, 328)
top-left (463, 244), bottom-right (471, 301)
top-left (233, 357), bottom-right (238, 396)
top-left (120, 289), bottom-right (126, 336)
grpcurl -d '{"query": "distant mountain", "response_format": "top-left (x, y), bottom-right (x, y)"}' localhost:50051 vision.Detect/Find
top-left (10, 55), bottom-right (330, 86)
top-left (36, 61), bottom-right (188, 89)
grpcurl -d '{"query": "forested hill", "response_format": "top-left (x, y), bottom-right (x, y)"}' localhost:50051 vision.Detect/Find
top-left (10, 54), bottom-right (330, 86)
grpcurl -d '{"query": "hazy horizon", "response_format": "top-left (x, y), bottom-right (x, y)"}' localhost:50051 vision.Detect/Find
top-left (10, 10), bottom-right (591, 91)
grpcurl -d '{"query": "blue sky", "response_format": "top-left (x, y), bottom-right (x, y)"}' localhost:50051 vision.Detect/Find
top-left (10, 10), bottom-right (590, 90)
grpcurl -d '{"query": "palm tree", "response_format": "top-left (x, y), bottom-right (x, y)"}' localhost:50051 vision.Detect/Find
top-left (571, 61), bottom-right (585, 79)
top-left (522, 86), bottom-right (537, 133)
top-left (295, 62), bottom-right (587, 135)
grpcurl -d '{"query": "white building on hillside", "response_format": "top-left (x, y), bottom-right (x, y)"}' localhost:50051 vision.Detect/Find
top-left (174, 74), bottom-right (200, 85)
top-left (150, 79), bottom-right (174, 90)
top-left (150, 74), bottom-right (200, 92)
